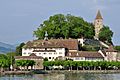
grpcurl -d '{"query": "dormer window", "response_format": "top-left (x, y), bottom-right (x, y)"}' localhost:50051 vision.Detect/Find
top-left (76, 53), bottom-right (79, 56)
top-left (69, 53), bottom-right (71, 56)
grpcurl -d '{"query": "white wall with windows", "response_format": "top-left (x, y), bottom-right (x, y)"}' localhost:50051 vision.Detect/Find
top-left (69, 57), bottom-right (103, 61)
top-left (22, 47), bottom-right (65, 61)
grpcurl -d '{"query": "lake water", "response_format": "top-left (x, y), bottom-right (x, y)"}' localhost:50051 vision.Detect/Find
top-left (0, 73), bottom-right (120, 80)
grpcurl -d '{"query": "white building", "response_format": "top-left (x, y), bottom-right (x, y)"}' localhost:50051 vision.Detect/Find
top-left (22, 39), bottom-right (78, 61)
top-left (66, 51), bottom-right (104, 61)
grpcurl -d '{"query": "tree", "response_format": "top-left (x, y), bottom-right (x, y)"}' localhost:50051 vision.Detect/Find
top-left (16, 43), bottom-right (25, 56)
top-left (99, 26), bottom-right (113, 44)
top-left (6, 52), bottom-right (17, 70)
top-left (115, 46), bottom-right (120, 51)
top-left (0, 59), bottom-right (10, 71)
top-left (34, 14), bottom-right (95, 39)
top-left (44, 58), bottom-right (48, 61)
top-left (15, 60), bottom-right (35, 70)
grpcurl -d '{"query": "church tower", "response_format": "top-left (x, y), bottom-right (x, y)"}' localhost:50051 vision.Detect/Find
top-left (94, 10), bottom-right (103, 40)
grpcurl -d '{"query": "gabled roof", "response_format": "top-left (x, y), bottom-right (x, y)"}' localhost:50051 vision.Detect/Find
top-left (67, 51), bottom-right (103, 58)
top-left (23, 39), bottom-right (78, 50)
top-left (105, 45), bottom-right (118, 52)
top-left (95, 10), bottom-right (103, 19)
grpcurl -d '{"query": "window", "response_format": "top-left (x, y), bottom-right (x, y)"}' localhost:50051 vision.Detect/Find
top-left (75, 57), bottom-right (80, 60)
top-left (81, 57), bottom-right (83, 60)
top-left (28, 53), bottom-right (31, 54)
top-left (54, 53), bottom-right (57, 54)
top-left (49, 57), bottom-right (51, 59)
top-left (76, 53), bottom-right (79, 56)
top-left (59, 48), bottom-right (62, 50)
top-left (45, 48), bottom-right (47, 50)
top-left (44, 53), bottom-right (46, 54)
top-left (59, 52), bottom-right (62, 54)
top-left (49, 53), bottom-right (52, 55)
top-left (23, 53), bottom-right (26, 54)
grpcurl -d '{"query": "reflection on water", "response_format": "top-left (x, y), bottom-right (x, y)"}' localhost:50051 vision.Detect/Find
top-left (0, 72), bottom-right (120, 80)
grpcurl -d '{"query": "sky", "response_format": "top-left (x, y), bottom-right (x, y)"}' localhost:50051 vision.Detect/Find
top-left (0, 0), bottom-right (120, 45)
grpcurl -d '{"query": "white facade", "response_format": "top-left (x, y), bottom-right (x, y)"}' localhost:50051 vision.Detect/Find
top-left (106, 52), bottom-right (117, 61)
top-left (22, 48), bottom-right (65, 61)
top-left (70, 57), bottom-right (85, 61)
top-left (69, 57), bottom-right (103, 61)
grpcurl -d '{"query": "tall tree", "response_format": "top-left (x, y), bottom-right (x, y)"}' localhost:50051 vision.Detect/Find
top-left (34, 14), bottom-right (95, 39)
top-left (99, 26), bottom-right (113, 44)
top-left (114, 46), bottom-right (120, 51)
top-left (16, 43), bottom-right (25, 56)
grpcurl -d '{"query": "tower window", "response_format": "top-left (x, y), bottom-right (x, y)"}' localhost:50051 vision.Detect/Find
top-left (45, 48), bottom-right (47, 50)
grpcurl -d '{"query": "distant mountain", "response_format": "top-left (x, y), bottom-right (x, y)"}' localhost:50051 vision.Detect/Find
top-left (0, 42), bottom-right (16, 54)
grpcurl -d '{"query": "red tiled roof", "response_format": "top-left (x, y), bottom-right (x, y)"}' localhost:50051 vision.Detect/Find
top-left (24, 39), bottom-right (78, 50)
top-left (105, 45), bottom-right (117, 52)
top-left (67, 51), bottom-right (103, 58)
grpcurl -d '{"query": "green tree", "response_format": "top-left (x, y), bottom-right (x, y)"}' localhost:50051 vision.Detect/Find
top-left (15, 60), bottom-right (35, 70)
top-left (0, 54), bottom-right (8, 59)
top-left (115, 46), bottom-right (120, 51)
top-left (16, 43), bottom-right (25, 56)
top-left (0, 59), bottom-right (10, 71)
top-left (99, 26), bottom-right (113, 44)
top-left (34, 14), bottom-right (95, 39)
top-left (44, 58), bottom-right (48, 61)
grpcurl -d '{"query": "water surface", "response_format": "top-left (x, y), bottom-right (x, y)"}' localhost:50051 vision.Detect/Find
top-left (0, 73), bottom-right (120, 80)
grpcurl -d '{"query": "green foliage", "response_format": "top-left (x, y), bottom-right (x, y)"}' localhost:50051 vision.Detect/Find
top-left (6, 52), bottom-right (17, 65)
top-left (43, 61), bottom-right (120, 70)
top-left (15, 60), bottom-right (35, 70)
top-left (0, 54), bottom-right (8, 59)
top-left (82, 45), bottom-right (100, 51)
top-left (16, 43), bottom-right (25, 56)
top-left (44, 57), bottom-right (48, 61)
top-left (0, 54), bottom-right (11, 71)
top-left (0, 59), bottom-right (10, 68)
top-left (99, 26), bottom-right (113, 44)
top-left (115, 46), bottom-right (120, 51)
top-left (34, 14), bottom-right (95, 39)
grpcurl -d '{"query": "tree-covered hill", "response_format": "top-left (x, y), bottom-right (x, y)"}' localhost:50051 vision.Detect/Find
top-left (34, 14), bottom-right (113, 44)
top-left (0, 42), bottom-right (15, 54)
top-left (34, 14), bottom-right (95, 39)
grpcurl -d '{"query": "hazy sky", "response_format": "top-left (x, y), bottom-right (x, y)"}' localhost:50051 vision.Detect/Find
top-left (0, 0), bottom-right (120, 45)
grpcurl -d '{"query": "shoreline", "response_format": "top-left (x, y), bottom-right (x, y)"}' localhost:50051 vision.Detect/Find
top-left (0, 71), bottom-right (31, 75)
top-left (45, 70), bottom-right (120, 74)
top-left (1, 70), bottom-right (120, 75)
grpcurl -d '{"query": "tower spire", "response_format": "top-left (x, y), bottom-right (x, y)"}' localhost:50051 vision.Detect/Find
top-left (95, 10), bottom-right (103, 19)
top-left (94, 10), bottom-right (103, 40)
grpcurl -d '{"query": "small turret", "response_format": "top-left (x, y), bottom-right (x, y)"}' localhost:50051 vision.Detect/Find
top-left (44, 31), bottom-right (48, 41)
